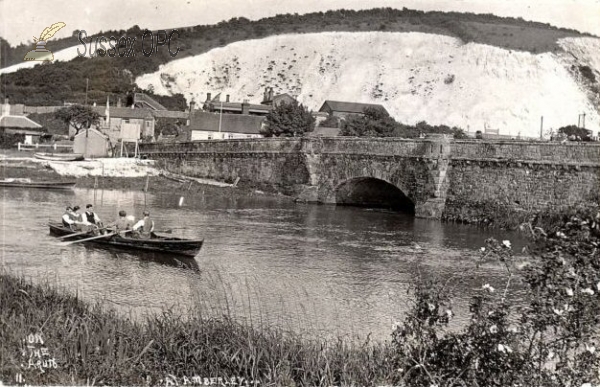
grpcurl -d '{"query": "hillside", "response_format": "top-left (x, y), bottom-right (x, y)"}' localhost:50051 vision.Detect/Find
top-left (136, 32), bottom-right (600, 138)
top-left (0, 8), bottom-right (593, 108)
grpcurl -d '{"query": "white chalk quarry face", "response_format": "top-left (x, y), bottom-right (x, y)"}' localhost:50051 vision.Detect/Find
top-left (135, 31), bottom-right (600, 138)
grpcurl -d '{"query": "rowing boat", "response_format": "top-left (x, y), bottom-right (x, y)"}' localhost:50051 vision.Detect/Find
top-left (0, 178), bottom-right (76, 189)
top-left (48, 222), bottom-right (203, 257)
top-left (34, 153), bottom-right (84, 161)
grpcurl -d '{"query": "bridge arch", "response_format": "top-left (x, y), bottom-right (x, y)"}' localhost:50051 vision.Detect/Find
top-left (334, 177), bottom-right (415, 214)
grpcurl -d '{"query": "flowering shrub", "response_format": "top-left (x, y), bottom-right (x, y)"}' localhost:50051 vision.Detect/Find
top-left (392, 211), bottom-right (600, 386)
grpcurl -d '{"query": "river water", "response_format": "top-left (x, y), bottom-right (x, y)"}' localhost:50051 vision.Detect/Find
top-left (0, 186), bottom-right (526, 342)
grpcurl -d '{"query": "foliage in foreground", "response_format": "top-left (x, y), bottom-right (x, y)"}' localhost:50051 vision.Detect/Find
top-left (393, 209), bottom-right (600, 386)
top-left (1, 209), bottom-right (600, 386)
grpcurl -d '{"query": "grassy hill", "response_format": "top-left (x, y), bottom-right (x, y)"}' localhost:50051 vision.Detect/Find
top-left (0, 8), bottom-right (592, 107)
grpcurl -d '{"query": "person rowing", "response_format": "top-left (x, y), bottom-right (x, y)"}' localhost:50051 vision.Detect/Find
top-left (83, 204), bottom-right (104, 234)
top-left (62, 206), bottom-right (77, 230)
top-left (132, 211), bottom-right (155, 239)
top-left (106, 210), bottom-right (133, 236)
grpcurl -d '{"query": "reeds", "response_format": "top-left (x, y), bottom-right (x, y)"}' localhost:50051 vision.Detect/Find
top-left (0, 270), bottom-right (399, 386)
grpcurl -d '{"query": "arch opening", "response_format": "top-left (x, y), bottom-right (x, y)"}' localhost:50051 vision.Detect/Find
top-left (335, 177), bottom-right (415, 214)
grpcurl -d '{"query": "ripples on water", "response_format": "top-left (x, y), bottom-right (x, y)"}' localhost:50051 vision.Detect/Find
top-left (0, 186), bottom-right (527, 342)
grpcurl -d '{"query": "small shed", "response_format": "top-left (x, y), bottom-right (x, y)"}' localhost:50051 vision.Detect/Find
top-left (73, 128), bottom-right (111, 158)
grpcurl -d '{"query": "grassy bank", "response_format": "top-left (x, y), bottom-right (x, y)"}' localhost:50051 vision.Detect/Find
top-left (0, 271), bottom-right (398, 386)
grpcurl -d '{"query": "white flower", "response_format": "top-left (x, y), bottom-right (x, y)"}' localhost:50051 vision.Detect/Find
top-left (502, 240), bottom-right (512, 249)
top-left (489, 324), bottom-right (498, 334)
top-left (392, 321), bottom-right (401, 330)
top-left (480, 247), bottom-right (486, 253)
top-left (497, 344), bottom-right (512, 353)
top-left (581, 383), bottom-right (593, 387)
top-left (446, 309), bottom-right (453, 319)
top-left (548, 350), bottom-right (555, 360)
top-left (427, 303), bottom-right (435, 311)
top-left (566, 288), bottom-right (574, 297)
top-left (596, 281), bottom-right (600, 292)
top-left (508, 326), bottom-right (518, 333)
top-left (482, 283), bottom-right (495, 293)
top-left (582, 288), bottom-right (595, 295)
top-left (553, 308), bottom-right (564, 316)
top-left (585, 344), bottom-right (596, 354)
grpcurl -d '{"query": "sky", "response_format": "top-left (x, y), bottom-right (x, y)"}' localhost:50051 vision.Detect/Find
top-left (1, 0), bottom-right (599, 47)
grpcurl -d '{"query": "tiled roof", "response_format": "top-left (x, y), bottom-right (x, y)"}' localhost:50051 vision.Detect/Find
top-left (208, 102), bottom-right (272, 114)
top-left (92, 106), bottom-right (154, 119)
top-left (0, 115), bottom-right (43, 129)
top-left (134, 93), bottom-right (167, 110)
top-left (152, 110), bottom-right (189, 119)
top-left (319, 100), bottom-right (387, 114)
top-left (189, 111), bottom-right (265, 134)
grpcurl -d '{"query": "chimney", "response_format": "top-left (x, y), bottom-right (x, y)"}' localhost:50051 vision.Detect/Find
top-left (2, 97), bottom-right (9, 116)
top-left (226, 94), bottom-right (230, 102)
top-left (187, 100), bottom-right (195, 126)
top-left (242, 99), bottom-right (250, 115)
top-left (268, 87), bottom-right (274, 101)
top-left (206, 92), bottom-right (211, 101)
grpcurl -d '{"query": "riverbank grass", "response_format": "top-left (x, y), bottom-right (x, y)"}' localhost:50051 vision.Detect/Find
top-left (0, 271), bottom-right (398, 386)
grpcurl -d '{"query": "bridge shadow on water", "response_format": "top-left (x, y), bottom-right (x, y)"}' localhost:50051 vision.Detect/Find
top-left (335, 177), bottom-right (415, 214)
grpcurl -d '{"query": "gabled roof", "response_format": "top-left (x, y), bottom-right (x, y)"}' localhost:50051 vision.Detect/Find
top-left (93, 106), bottom-right (154, 119)
top-left (0, 115), bottom-right (43, 130)
top-left (189, 111), bottom-right (265, 134)
top-left (319, 100), bottom-right (387, 114)
top-left (74, 128), bottom-right (109, 139)
top-left (134, 93), bottom-right (167, 110)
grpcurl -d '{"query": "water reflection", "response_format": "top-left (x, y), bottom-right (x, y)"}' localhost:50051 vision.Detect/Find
top-left (1, 185), bottom-right (526, 342)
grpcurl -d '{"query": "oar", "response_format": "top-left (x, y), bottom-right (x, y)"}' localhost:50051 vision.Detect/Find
top-left (56, 225), bottom-right (111, 240)
top-left (61, 232), bottom-right (116, 246)
top-left (56, 230), bottom-right (91, 240)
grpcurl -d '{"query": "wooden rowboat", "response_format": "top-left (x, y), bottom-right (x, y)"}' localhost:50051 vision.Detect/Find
top-left (34, 153), bottom-right (84, 161)
top-left (48, 222), bottom-right (204, 257)
top-left (0, 178), bottom-right (76, 189)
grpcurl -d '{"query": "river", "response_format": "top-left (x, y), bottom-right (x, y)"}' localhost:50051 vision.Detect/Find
top-left (0, 186), bottom-right (527, 342)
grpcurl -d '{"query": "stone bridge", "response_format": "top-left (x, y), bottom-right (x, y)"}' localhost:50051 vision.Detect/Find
top-left (139, 137), bottom-right (600, 222)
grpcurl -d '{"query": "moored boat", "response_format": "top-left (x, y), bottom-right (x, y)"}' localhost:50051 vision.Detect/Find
top-left (0, 178), bottom-right (76, 189)
top-left (48, 222), bottom-right (203, 257)
top-left (34, 153), bottom-right (84, 161)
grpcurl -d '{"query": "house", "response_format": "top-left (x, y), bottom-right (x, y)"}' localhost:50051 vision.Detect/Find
top-left (188, 110), bottom-right (265, 140)
top-left (318, 100), bottom-right (388, 119)
top-left (68, 98), bottom-right (156, 143)
top-left (261, 87), bottom-right (297, 107)
top-left (203, 93), bottom-right (272, 116)
top-left (73, 128), bottom-right (111, 158)
top-left (0, 98), bottom-right (45, 144)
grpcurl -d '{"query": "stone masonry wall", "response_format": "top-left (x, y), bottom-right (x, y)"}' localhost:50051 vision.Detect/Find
top-left (139, 138), bottom-right (600, 221)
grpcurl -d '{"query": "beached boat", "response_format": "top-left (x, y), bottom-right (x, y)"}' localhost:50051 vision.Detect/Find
top-left (34, 153), bottom-right (84, 161)
top-left (0, 178), bottom-right (76, 189)
top-left (48, 222), bottom-right (204, 257)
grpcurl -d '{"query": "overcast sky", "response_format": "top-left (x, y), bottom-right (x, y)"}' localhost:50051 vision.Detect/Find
top-left (1, 0), bottom-right (599, 46)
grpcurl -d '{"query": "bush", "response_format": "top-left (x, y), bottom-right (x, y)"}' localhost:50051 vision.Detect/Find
top-left (392, 209), bottom-right (600, 386)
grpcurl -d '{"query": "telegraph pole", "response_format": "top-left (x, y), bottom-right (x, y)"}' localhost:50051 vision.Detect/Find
top-left (540, 116), bottom-right (543, 140)
top-left (85, 78), bottom-right (89, 105)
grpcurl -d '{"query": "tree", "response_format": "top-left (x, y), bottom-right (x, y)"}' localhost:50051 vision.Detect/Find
top-left (262, 101), bottom-right (315, 137)
top-left (54, 105), bottom-right (100, 136)
top-left (558, 125), bottom-right (593, 141)
top-left (340, 107), bottom-right (398, 137)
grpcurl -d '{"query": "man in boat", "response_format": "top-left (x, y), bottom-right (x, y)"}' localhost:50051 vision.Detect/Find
top-left (106, 210), bottom-right (133, 236)
top-left (83, 204), bottom-right (104, 234)
top-left (132, 211), bottom-right (155, 239)
top-left (62, 206), bottom-right (77, 230)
